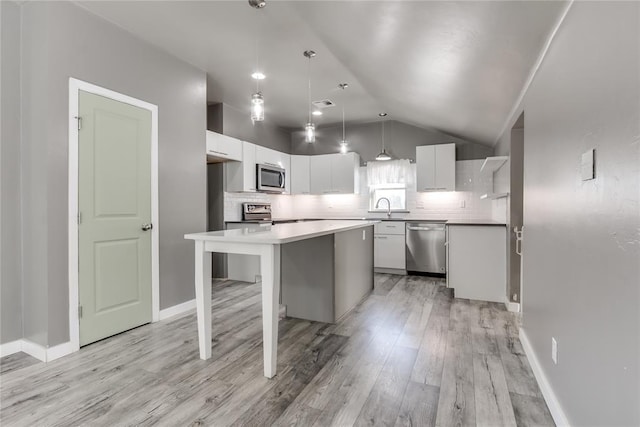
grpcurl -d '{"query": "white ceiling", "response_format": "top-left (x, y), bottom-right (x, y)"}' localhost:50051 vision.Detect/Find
top-left (76, 1), bottom-right (567, 146)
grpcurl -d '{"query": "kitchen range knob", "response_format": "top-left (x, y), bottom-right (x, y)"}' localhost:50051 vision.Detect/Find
top-left (141, 223), bottom-right (153, 231)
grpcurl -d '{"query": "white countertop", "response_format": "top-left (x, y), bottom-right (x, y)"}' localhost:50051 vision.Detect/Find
top-left (445, 219), bottom-right (507, 226)
top-left (185, 220), bottom-right (379, 245)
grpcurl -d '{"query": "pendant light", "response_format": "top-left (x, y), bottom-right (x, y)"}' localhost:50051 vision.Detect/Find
top-left (303, 50), bottom-right (316, 143)
top-left (338, 83), bottom-right (349, 154)
top-left (375, 113), bottom-right (392, 161)
top-left (250, 0), bottom-right (265, 123)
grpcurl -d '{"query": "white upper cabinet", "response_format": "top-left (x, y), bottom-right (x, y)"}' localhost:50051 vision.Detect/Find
top-left (206, 131), bottom-right (243, 163)
top-left (290, 155), bottom-right (310, 195)
top-left (309, 152), bottom-right (360, 194)
top-left (331, 152), bottom-right (360, 194)
top-left (225, 141), bottom-right (256, 192)
top-left (416, 143), bottom-right (456, 191)
top-left (309, 155), bottom-right (333, 194)
top-left (255, 145), bottom-right (291, 194)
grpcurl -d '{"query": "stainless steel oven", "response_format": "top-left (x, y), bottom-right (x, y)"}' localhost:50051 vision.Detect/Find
top-left (256, 163), bottom-right (285, 193)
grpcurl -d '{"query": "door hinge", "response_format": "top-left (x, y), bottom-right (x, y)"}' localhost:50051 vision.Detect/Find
top-left (78, 305), bottom-right (83, 319)
top-left (74, 116), bottom-right (82, 131)
top-left (77, 212), bottom-right (82, 225)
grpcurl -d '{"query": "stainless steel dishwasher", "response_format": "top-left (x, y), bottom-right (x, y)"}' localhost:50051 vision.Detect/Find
top-left (406, 222), bottom-right (447, 275)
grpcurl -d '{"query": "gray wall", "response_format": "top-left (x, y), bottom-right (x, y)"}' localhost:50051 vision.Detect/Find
top-left (17, 2), bottom-right (207, 346)
top-left (291, 120), bottom-right (493, 163)
top-left (210, 103), bottom-right (291, 154)
top-left (0, 1), bottom-right (24, 345)
top-left (502, 2), bottom-right (639, 425)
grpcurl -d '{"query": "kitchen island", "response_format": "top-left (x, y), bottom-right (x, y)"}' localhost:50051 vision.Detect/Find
top-left (185, 220), bottom-right (377, 378)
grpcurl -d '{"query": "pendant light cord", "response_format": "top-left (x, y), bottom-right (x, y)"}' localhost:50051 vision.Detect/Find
top-left (307, 56), bottom-right (312, 123)
top-left (342, 107), bottom-right (345, 141)
top-left (382, 120), bottom-right (385, 151)
top-left (255, 13), bottom-right (260, 93)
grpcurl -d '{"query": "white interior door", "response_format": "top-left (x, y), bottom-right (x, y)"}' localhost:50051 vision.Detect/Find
top-left (78, 90), bottom-right (153, 346)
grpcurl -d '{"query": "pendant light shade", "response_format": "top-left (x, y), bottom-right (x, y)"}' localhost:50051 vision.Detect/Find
top-left (305, 122), bottom-right (315, 143)
top-left (303, 50), bottom-right (316, 143)
top-left (375, 149), bottom-right (392, 161)
top-left (375, 113), bottom-right (392, 161)
top-left (251, 92), bottom-right (264, 122)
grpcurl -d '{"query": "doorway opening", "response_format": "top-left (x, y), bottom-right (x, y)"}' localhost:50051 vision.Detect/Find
top-left (508, 112), bottom-right (524, 310)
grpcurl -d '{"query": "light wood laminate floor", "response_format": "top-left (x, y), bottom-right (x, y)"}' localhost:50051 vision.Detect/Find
top-left (0, 274), bottom-right (554, 426)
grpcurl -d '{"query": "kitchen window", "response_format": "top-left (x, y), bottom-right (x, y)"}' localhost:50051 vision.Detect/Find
top-left (370, 185), bottom-right (407, 211)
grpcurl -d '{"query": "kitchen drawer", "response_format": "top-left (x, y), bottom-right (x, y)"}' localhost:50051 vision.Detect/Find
top-left (374, 221), bottom-right (405, 235)
top-left (374, 234), bottom-right (405, 269)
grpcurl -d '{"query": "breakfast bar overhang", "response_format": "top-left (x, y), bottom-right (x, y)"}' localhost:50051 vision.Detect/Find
top-left (185, 220), bottom-right (377, 378)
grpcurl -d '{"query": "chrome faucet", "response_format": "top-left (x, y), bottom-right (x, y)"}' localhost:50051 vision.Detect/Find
top-left (375, 197), bottom-right (392, 218)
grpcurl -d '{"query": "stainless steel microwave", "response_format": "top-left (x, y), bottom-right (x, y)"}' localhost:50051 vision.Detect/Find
top-left (256, 163), bottom-right (285, 193)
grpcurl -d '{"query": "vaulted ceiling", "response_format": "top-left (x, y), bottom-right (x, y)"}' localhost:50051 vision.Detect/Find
top-left (77, 1), bottom-right (568, 146)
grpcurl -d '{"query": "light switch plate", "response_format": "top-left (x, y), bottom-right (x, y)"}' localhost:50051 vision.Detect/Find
top-left (581, 149), bottom-right (595, 181)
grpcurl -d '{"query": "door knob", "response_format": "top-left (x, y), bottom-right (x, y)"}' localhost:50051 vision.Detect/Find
top-left (142, 223), bottom-right (153, 231)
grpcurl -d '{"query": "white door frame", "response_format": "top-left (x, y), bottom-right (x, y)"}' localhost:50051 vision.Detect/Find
top-left (68, 78), bottom-right (160, 352)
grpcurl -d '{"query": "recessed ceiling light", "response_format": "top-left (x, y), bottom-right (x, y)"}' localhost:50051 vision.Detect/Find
top-left (312, 110), bottom-right (323, 116)
top-left (251, 72), bottom-right (266, 80)
top-left (379, 112), bottom-right (388, 117)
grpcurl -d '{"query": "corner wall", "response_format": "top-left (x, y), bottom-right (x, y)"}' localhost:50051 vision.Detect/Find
top-left (19, 1), bottom-right (207, 346)
top-left (0, 0), bottom-right (24, 345)
top-left (508, 2), bottom-right (639, 424)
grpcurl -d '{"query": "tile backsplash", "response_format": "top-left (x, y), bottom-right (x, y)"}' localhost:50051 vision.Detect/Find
top-left (224, 160), bottom-right (494, 222)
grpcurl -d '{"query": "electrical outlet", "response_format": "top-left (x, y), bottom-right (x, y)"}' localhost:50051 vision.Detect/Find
top-left (551, 337), bottom-right (558, 364)
top-left (362, 230), bottom-right (366, 240)
top-left (460, 200), bottom-right (466, 208)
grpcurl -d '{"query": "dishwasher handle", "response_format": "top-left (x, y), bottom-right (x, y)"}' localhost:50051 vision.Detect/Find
top-left (407, 225), bottom-right (445, 231)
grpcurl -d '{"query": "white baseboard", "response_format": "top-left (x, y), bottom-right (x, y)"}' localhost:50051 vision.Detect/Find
top-left (46, 341), bottom-right (76, 362)
top-left (0, 340), bottom-right (23, 357)
top-left (0, 339), bottom-right (76, 362)
top-left (519, 328), bottom-right (571, 427)
top-left (159, 298), bottom-right (196, 321)
top-left (505, 301), bottom-right (521, 312)
top-left (20, 339), bottom-right (47, 362)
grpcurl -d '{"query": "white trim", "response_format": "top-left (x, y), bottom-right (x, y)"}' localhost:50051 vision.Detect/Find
top-left (68, 78), bottom-right (160, 354)
top-left (505, 301), bottom-right (520, 313)
top-left (20, 340), bottom-right (47, 362)
top-left (493, 0), bottom-right (574, 145)
top-left (158, 299), bottom-right (196, 321)
top-left (45, 341), bottom-right (76, 362)
top-left (1, 340), bottom-right (76, 362)
top-left (519, 328), bottom-right (571, 427)
top-left (0, 340), bottom-right (23, 357)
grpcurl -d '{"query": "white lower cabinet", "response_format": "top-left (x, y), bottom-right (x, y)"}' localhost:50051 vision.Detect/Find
top-left (447, 225), bottom-right (506, 303)
top-left (374, 221), bottom-right (405, 271)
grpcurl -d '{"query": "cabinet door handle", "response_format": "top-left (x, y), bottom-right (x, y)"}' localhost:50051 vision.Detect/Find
top-left (376, 236), bottom-right (388, 239)
top-left (208, 149), bottom-right (229, 156)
